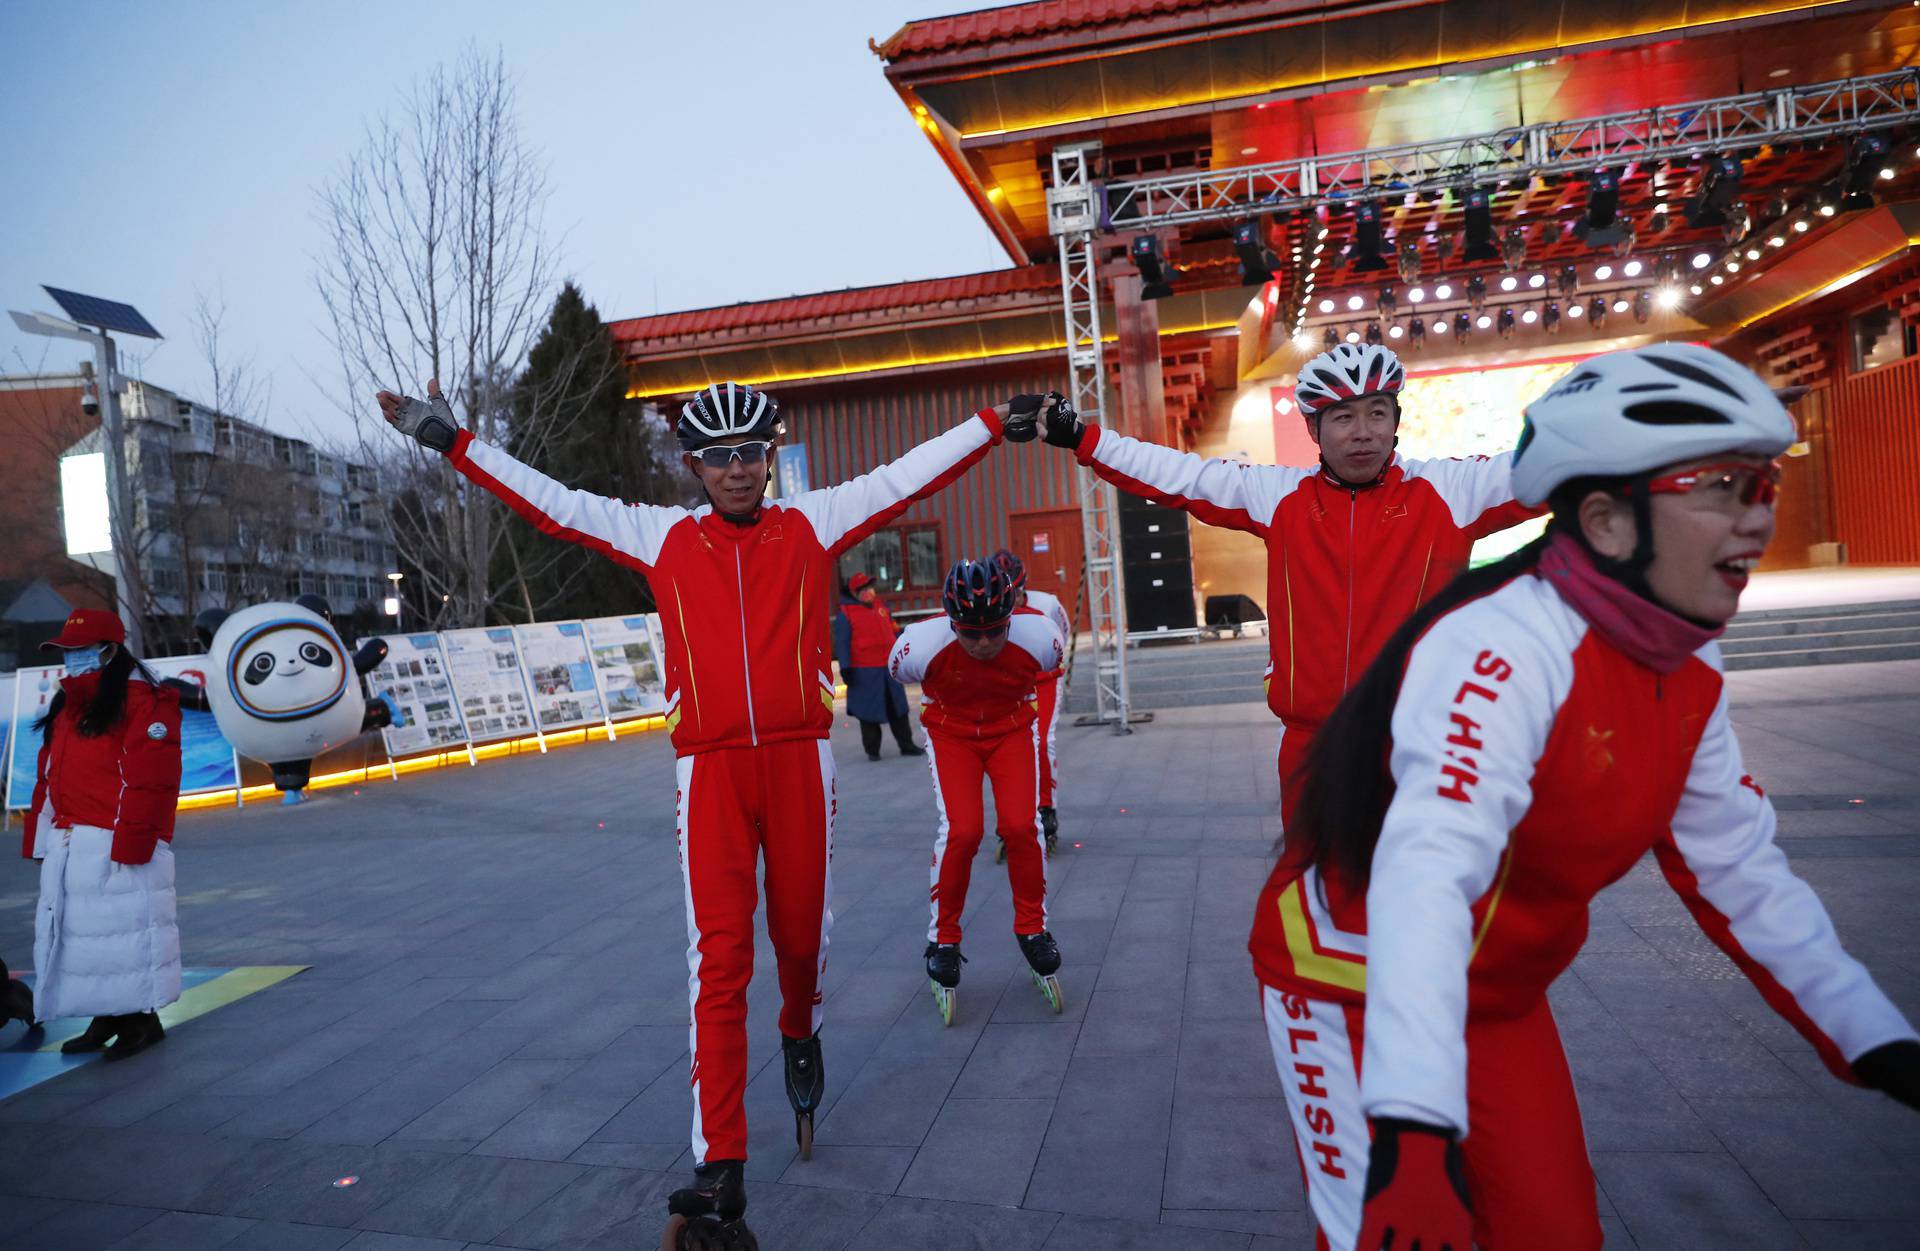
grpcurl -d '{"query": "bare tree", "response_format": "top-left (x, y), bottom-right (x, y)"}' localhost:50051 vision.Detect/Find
top-left (315, 46), bottom-right (579, 628)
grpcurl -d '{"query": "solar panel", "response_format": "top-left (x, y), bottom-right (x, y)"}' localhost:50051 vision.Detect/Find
top-left (41, 286), bottom-right (161, 339)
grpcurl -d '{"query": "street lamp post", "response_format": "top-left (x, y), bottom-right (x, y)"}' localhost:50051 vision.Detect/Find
top-left (385, 571), bottom-right (405, 631)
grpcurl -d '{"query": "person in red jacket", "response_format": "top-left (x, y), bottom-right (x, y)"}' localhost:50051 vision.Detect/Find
top-left (1032, 344), bottom-right (1537, 826)
top-left (993, 549), bottom-right (1072, 857)
top-left (379, 379), bottom-right (1047, 1248)
top-left (888, 559), bottom-right (1067, 1025)
top-left (831, 572), bottom-right (923, 761)
top-left (22, 608), bottom-right (183, 1061)
top-left (1256, 345), bottom-right (1920, 1251)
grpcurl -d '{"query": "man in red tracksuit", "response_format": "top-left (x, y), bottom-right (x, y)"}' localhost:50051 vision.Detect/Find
top-left (1032, 343), bottom-right (1538, 826)
top-left (378, 379), bottom-right (1048, 1245)
top-left (888, 559), bottom-right (1067, 1024)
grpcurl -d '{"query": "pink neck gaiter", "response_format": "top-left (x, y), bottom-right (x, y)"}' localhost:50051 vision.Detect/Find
top-left (1536, 531), bottom-right (1723, 673)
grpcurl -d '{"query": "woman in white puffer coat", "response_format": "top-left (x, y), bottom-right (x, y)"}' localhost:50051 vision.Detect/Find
top-left (22, 608), bottom-right (182, 1060)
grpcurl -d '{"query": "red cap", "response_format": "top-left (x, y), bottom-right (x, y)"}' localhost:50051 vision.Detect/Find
top-left (43, 608), bottom-right (125, 651)
top-left (848, 573), bottom-right (875, 592)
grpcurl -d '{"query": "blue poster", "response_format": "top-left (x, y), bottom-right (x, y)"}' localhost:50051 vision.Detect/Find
top-left (777, 442), bottom-right (810, 499)
top-left (6, 666), bottom-right (63, 810)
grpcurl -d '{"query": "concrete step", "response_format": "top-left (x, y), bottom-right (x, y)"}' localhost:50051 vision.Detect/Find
top-left (1729, 597), bottom-right (1920, 624)
top-left (1722, 608), bottom-right (1920, 640)
top-left (1723, 640), bottom-right (1920, 670)
top-left (1720, 624), bottom-right (1920, 656)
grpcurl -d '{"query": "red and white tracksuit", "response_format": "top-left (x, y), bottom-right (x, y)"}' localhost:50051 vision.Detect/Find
top-left (1249, 572), bottom-right (1918, 1251)
top-left (1017, 588), bottom-right (1071, 808)
top-left (447, 412), bottom-right (1004, 1163)
top-left (1075, 425), bottom-right (1535, 816)
top-left (888, 615), bottom-right (1065, 944)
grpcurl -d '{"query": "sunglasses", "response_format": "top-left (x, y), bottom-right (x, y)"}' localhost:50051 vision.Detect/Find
top-left (1644, 459), bottom-right (1781, 508)
top-left (692, 440), bottom-right (773, 469)
top-left (955, 623), bottom-right (1010, 641)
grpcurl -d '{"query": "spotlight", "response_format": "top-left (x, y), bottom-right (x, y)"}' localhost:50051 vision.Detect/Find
top-left (1433, 282), bottom-right (1454, 300)
top-left (1589, 296), bottom-right (1608, 328)
top-left (1409, 317), bottom-right (1426, 347)
top-left (1711, 274), bottom-right (1725, 285)
top-left (1345, 328), bottom-right (1362, 343)
top-left (1324, 326), bottom-right (1340, 349)
top-left (1454, 310), bottom-right (1473, 338)
top-left (1722, 203), bottom-right (1752, 245)
top-left (1388, 323), bottom-right (1405, 340)
top-left (1611, 297), bottom-right (1630, 313)
top-left (1501, 225), bottom-right (1528, 271)
top-left (1690, 284), bottom-right (1704, 295)
top-left (1408, 286), bottom-right (1426, 303)
top-left (1527, 273), bottom-right (1546, 289)
top-left (1567, 299), bottom-right (1585, 319)
top-left (1462, 187), bottom-right (1499, 261)
top-left (1376, 286), bottom-right (1398, 317)
top-left (1653, 254), bottom-right (1682, 286)
top-left (1686, 155), bottom-right (1743, 227)
top-left (1500, 274), bottom-right (1519, 292)
top-left (1232, 219), bottom-right (1278, 286)
top-left (1467, 275), bottom-right (1488, 312)
top-left (1543, 302), bottom-right (1562, 334)
top-left (1557, 265), bottom-right (1579, 297)
top-left (1434, 233), bottom-right (1456, 266)
top-left (1745, 247), bottom-right (1761, 261)
top-left (1521, 308), bottom-right (1539, 325)
top-left (1656, 287), bottom-right (1683, 310)
top-left (1319, 298), bottom-right (1336, 313)
top-left (1622, 260), bottom-right (1643, 278)
top-left (1397, 241), bottom-right (1423, 283)
top-left (1347, 294), bottom-right (1366, 311)
top-left (1691, 251), bottom-right (1713, 268)
top-left (1835, 133), bottom-right (1892, 211)
top-left (1365, 321), bottom-right (1383, 345)
top-left (1649, 203), bottom-right (1672, 234)
top-left (1130, 235), bottom-right (1175, 299)
top-left (1633, 290), bottom-right (1652, 323)
top-left (1294, 329), bottom-right (1317, 351)
top-left (1431, 315), bottom-right (1451, 338)
top-left (1594, 264), bottom-right (1614, 281)
top-left (1476, 312), bottom-right (1493, 330)
top-left (1497, 308), bottom-right (1516, 338)
top-left (1578, 168), bottom-right (1631, 248)
top-left (1350, 200), bottom-right (1390, 271)
top-left (1793, 219), bottom-right (1810, 232)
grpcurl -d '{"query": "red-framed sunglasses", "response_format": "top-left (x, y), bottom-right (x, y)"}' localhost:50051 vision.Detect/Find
top-left (954, 621), bottom-right (1010, 641)
top-left (1644, 459), bottom-right (1782, 508)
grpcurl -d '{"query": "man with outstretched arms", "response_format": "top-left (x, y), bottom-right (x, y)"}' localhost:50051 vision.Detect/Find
top-left (992, 549), bottom-right (1071, 856)
top-left (1031, 342), bottom-right (1535, 824)
top-left (378, 379), bottom-right (1046, 1250)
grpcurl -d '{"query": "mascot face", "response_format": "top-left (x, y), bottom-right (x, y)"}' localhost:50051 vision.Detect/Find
top-left (206, 602), bottom-right (366, 763)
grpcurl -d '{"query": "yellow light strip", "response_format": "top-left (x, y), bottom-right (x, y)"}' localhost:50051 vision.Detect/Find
top-left (626, 319), bottom-right (1240, 398)
top-left (1735, 241), bottom-right (1917, 328)
top-left (175, 714), bottom-right (670, 812)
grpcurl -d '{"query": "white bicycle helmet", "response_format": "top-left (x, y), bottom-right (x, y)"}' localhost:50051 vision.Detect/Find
top-left (1512, 343), bottom-right (1794, 507)
top-left (1294, 343), bottom-right (1406, 419)
top-left (677, 381), bottom-right (784, 451)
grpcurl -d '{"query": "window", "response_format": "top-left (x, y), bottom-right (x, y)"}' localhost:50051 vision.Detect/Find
top-left (839, 525), bottom-right (942, 593)
top-left (1851, 304), bottom-right (1915, 372)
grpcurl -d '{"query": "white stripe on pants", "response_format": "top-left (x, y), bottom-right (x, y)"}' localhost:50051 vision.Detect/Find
top-left (1263, 985), bottom-right (1369, 1251)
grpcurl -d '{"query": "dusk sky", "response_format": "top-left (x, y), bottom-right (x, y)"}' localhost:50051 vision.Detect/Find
top-left (0, 1), bottom-right (1004, 445)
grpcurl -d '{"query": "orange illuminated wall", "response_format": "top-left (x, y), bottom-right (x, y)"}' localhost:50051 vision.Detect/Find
top-left (1823, 355), bottom-right (1920, 564)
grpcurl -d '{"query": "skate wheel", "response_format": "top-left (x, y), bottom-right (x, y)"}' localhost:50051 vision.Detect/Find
top-left (796, 1111), bottom-right (813, 1161)
top-left (661, 1213), bottom-right (688, 1251)
top-left (930, 980), bottom-right (955, 1027)
top-left (1032, 971), bottom-right (1064, 1014)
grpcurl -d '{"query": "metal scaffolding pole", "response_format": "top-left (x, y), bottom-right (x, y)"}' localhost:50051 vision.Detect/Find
top-left (1047, 140), bottom-right (1131, 732)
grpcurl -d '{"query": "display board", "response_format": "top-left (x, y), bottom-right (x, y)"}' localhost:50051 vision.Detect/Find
top-left (361, 632), bottom-right (470, 754)
top-left (441, 627), bottom-right (538, 744)
top-left (5, 665), bottom-right (63, 810)
top-left (583, 615), bottom-right (667, 718)
top-left (142, 654), bottom-right (243, 794)
top-left (513, 621), bottom-right (607, 730)
top-left (0, 674), bottom-right (12, 801)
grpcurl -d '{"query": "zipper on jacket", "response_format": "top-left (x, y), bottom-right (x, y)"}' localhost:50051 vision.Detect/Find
top-left (734, 548), bottom-right (759, 745)
top-left (1343, 487), bottom-right (1357, 688)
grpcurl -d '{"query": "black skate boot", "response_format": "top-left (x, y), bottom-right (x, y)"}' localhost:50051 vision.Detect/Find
top-left (662, 1159), bottom-right (757, 1251)
top-left (782, 1032), bottom-right (824, 1161)
top-left (1016, 930), bottom-right (1065, 1014)
top-left (924, 942), bottom-right (966, 1027)
top-left (1039, 806), bottom-right (1060, 855)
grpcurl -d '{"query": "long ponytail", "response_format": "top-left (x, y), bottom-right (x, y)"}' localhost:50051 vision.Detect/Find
top-left (1288, 531), bottom-right (1555, 888)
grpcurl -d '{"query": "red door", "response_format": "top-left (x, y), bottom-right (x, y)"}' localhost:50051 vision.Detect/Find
top-left (1009, 508), bottom-right (1085, 630)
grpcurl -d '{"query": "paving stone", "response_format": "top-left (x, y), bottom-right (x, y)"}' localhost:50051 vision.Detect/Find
top-left (1163, 1095), bottom-right (1299, 1212)
top-left (1024, 1055), bottom-right (1175, 1222)
top-left (1160, 1208), bottom-right (1318, 1239)
top-left (777, 1143), bottom-right (917, 1194)
top-left (353, 1154), bottom-right (583, 1243)
top-left (1591, 1150), bottom-right (1803, 1250)
top-left (14, 1200), bottom-right (165, 1250)
top-left (103, 1210), bottom-right (258, 1249)
top-left (336, 1233), bottom-right (468, 1251)
top-left (897, 1097), bottom-right (1053, 1207)
top-left (1041, 1214), bottom-right (1253, 1248)
top-left (815, 1055), bottom-right (963, 1147)
top-left (951, 1023), bottom-right (1077, 1099)
top-left (848, 1194), bottom-right (1059, 1250)
top-left (222, 1223), bottom-right (359, 1251)
top-left (1687, 1095), bottom-right (1920, 1220)
top-left (494, 1166), bottom-right (674, 1250)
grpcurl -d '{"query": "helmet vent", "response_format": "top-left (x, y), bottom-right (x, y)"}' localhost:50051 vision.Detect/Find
top-left (1639, 354), bottom-right (1743, 399)
top-left (1622, 400), bottom-right (1733, 426)
top-left (1618, 382), bottom-right (1678, 393)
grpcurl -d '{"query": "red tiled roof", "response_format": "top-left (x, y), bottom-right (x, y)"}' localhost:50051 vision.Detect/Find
top-left (607, 265), bottom-right (1058, 345)
top-left (873, 0), bottom-right (1214, 60)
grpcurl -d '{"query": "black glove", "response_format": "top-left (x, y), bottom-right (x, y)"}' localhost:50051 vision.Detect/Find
top-left (389, 391), bottom-right (461, 453)
top-left (1041, 392), bottom-right (1086, 451)
top-left (1854, 1039), bottom-right (1920, 1111)
top-left (1001, 393), bottom-right (1049, 443)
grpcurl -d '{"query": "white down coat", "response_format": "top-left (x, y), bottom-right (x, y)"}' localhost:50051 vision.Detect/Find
top-left (32, 822), bottom-right (181, 1021)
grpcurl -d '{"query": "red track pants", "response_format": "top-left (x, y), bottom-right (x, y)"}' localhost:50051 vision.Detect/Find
top-left (675, 738), bottom-right (834, 1163)
top-left (1034, 673), bottom-right (1061, 808)
top-left (1261, 985), bottom-right (1602, 1251)
top-left (924, 724), bottom-right (1048, 944)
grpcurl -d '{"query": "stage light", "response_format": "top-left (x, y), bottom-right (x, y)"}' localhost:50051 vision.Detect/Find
top-left (1692, 252), bottom-right (1713, 268)
top-left (1431, 315), bottom-right (1450, 338)
top-left (1622, 260), bottom-right (1643, 278)
top-left (1345, 328), bottom-right (1362, 343)
top-left (1319, 298), bottom-right (1336, 313)
top-left (1656, 287), bottom-right (1683, 310)
top-left (1408, 286), bottom-right (1426, 303)
top-left (1578, 168), bottom-right (1632, 248)
top-left (1834, 133), bottom-right (1892, 210)
top-left (1793, 219), bottom-right (1810, 232)
top-left (1611, 296), bottom-right (1630, 313)
top-left (1528, 273), bottom-right (1546, 289)
top-left (1711, 274), bottom-right (1725, 285)
top-left (1388, 323), bottom-right (1405, 340)
top-left (1522, 308), bottom-right (1539, 324)
top-left (1397, 241), bottom-right (1423, 283)
top-left (1723, 203), bottom-right (1752, 245)
top-left (1686, 155), bottom-right (1743, 227)
top-left (1502, 225), bottom-right (1528, 271)
top-left (1462, 187), bottom-right (1499, 261)
top-left (1594, 264), bottom-right (1613, 281)
top-left (1130, 235), bottom-right (1175, 299)
top-left (1818, 200), bottom-right (1837, 217)
top-left (1347, 294), bottom-right (1366, 311)
top-left (1566, 299), bottom-right (1585, 319)
top-left (1324, 326), bottom-right (1340, 349)
top-left (1633, 291), bottom-right (1652, 323)
top-left (1467, 275), bottom-right (1488, 311)
top-left (1500, 275), bottom-right (1519, 292)
top-left (1433, 282), bottom-right (1454, 300)
top-left (1589, 296), bottom-right (1608, 328)
top-left (1376, 286), bottom-right (1398, 317)
top-left (1745, 247), bottom-right (1761, 261)
top-left (1294, 330), bottom-right (1317, 350)
top-left (1318, 225), bottom-right (1330, 240)
top-left (1727, 260), bottom-right (1741, 272)
top-left (1365, 321), bottom-right (1383, 345)
top-left (1409, 318), bottom-right (1426, 347)
top-left (1232, 219), bottom-right (1277, 286)
top-left (1434, 233), bottom-right (1455, 266)
top-left (1544, 303), bottom-right (1561, 333)
top-left (1690, 284), bottom-right (1704, 295)
top-left (1649, 203), bottom-right (1672, 233)
top-left (1768, 236), bottom-right (1785, 247)
top-left (1653, 254), bottom-right (1682, 286)
top-left (1497, 308), bottom-right (1516, 338)
top-left (1881, 166), bottom-right (1897, 181)
top-left (1476, 312), bottom-right (1493, 329)
top-left (1557, 265), bottom-right (1579, 298)
top-left (1350, 200), bottom-right (1390, 272)
top-left (1454, 310), bottom-right (1473, 338)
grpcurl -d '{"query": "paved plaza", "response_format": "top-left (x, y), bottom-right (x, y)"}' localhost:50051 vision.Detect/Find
top-left (2, 659), bottom-right (1917, 1250)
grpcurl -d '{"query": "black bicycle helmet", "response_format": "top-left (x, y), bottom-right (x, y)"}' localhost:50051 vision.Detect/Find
top-left (942, 559), bottom-right (1017, 628)
top-left (676, 381), bottom-right (784, 451)
top-left (990, 548), bottom-right (1027, 592)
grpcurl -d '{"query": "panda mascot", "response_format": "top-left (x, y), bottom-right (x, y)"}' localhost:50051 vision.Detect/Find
top-left (204, 600), bottom-right (402, 805)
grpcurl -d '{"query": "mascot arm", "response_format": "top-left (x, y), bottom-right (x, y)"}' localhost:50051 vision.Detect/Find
top-left (353, 638), bottom-right (389, 676)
